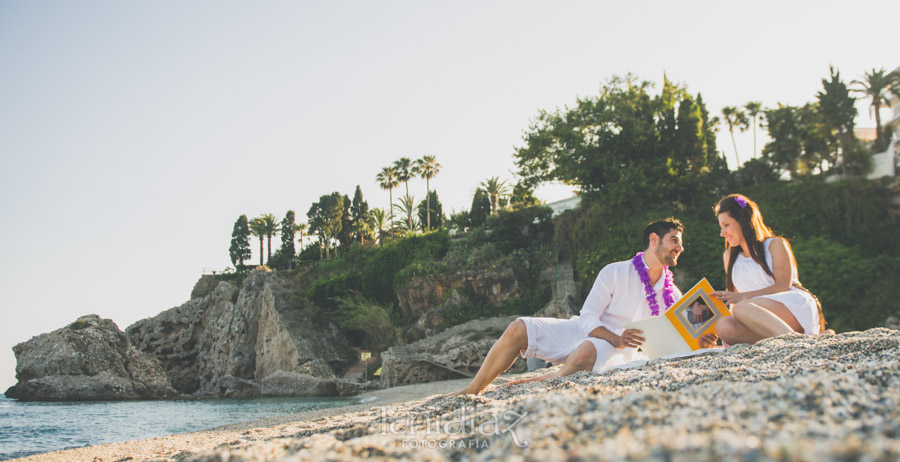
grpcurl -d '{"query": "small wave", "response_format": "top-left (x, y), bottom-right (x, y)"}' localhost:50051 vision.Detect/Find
top-left (0, 396), bottom-right (354, 459)
top-left (358, 396), bottom-right (378, 404)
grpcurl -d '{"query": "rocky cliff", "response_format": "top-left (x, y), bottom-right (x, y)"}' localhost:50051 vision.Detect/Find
top-left (5, 271), bottom-right (370, 401)
top-left (7, 255), bottom-right (553, 401)
top-left (395, 268), bottom-right (522, 317)
top-left (127, 271), bottom-right (359, 398)
top-left (4, 315), bottom-right (175, 401)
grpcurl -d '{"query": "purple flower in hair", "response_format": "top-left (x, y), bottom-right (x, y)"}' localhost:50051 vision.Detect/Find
top-left (735, 196), bottom-right (748, 209)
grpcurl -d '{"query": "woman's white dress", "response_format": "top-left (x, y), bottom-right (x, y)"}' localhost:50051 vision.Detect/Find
top-left (731, 238), bottom-right (820, 334)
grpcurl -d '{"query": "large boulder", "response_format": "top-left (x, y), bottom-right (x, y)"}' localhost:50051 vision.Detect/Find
top-left (212, 375), bottom-right (262, 398)
top-left (534, 294), bottom-right (579, 319)
top-left (259, 370), bottom-right (374, 397)
top-left (5, 315), bottom-right (175, 401)
top-left (381, 315), bottom-right (527, 387)
top-left (127, 271), bottom-right (354, 397)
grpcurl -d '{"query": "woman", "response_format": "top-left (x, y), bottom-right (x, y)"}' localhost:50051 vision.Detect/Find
top-left (711, 194), bottom-right (826, 344)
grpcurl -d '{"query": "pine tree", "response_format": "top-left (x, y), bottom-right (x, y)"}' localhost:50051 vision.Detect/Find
top-left (696, 93), bottom-right (721, 167)
top-left (338, 194), bottom-right (353, 250)
top-left (307, 193), bottom-right (344, 259)
top-left (350, 185), bottom-right (370, 243)
top-left (817, 66), bottom-right (859, 176)
top-left (229, 215), bottom-right (252, 269)
top-left (417, 191), bottom-right (443, 230)
top-left (281, 211), bottom-right (296, 269)
top-left (469, 188), bottom-right (492, 227)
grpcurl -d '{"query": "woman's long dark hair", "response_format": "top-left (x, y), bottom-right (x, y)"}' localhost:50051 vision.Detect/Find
top-left (715, 194), bottom-right (826, 332)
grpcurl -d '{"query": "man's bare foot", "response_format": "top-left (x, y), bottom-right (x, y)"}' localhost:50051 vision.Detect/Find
top-left (820, 329), bottom-right (836, 336)
top-left (451, 386), bottom-right (481, 396)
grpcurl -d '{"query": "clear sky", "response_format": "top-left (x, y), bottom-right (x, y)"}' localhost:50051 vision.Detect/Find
top-left (0, 0), bottom-right (896, 391)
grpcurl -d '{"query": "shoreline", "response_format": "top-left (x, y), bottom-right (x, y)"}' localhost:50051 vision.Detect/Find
top-left (9, 377), bottom-right (480, 462)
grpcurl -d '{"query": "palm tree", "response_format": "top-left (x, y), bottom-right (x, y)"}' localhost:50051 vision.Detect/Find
top-left (257, 213), bottom-right (280, 264)
top-left (852, 68), bottom-right (900, 152)
top-left (393, 157), bottom-right (413, 197)
top-left (479, 177), bottom-right (511, 215)
top-left (248, 217), bottom-right (267, 266)
top-left (352, 213), bottom-right (371, 244)
top-left (744, 101), bottom-right (762, 159)
top-left (415, 155), bottom-right (442, 230)
top-left (368, 208), bottom-right (387, 245)
top-left (376, 166), bottom-right (399, 238)
top-left (393, 194), bottom-right (418, 234)
top-left (296, 223), bottom-right (307, 252)
top-left (721, 106), bottom-right (749, 168)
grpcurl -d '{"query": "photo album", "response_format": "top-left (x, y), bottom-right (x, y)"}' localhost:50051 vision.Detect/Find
top-left (624, 278), bottom-right (731, 360)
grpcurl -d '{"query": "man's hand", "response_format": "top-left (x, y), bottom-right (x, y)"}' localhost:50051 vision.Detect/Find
top-left (691, 304), bottom-right (706, 317)
top-left (697, 333), bottom-right (719, 349)
top-left (616, 329), bottom-right (645, 349)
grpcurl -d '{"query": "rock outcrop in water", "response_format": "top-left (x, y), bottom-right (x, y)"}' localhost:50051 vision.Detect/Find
top-left (126, 271), bottom-right (360, 398)
top-left (4, 315), bottom-right (175, 401)
top-left (5, 271), bottom-right (373, 401)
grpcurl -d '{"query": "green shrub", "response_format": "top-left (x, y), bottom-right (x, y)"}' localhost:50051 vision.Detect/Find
top-left (213, 270), bottom-right (249, 288)
top-left (68, 319), bottom-right (90, 330)
top-left (483, 205), bottom-right (554, 253)
top-left (740, 177), bottom-right (898, 256)
top-left (442, 284), bottom-right (552, 326)
top-left (304, 231), bottom-right (451, 324)
top-left (793, 236), bottom-right (900, 332)
top-left (333, 293), bottom-right (397, 351)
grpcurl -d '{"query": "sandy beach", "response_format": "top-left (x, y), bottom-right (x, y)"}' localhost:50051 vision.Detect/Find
top-left (12, 328), bottom-right (900, 462)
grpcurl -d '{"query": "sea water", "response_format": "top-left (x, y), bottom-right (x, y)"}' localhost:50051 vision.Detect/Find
top-left (0, 394), bottom-right (356, 460)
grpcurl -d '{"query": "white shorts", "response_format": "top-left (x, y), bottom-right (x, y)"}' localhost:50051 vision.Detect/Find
top-left (517, 316), bottom-right (645, 374)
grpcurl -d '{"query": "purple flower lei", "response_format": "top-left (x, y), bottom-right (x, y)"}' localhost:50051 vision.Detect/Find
top-left (632, 252), bottom-right (676, 316)
top-left (734, 196), bottom-right (748, 209)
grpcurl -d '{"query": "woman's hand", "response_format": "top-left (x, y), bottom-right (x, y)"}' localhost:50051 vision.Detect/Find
top-left (711, 290), bottom-right (745, 305)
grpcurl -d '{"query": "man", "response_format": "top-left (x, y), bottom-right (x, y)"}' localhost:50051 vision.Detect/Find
top-left (457, 218), bottom-right (713, 395)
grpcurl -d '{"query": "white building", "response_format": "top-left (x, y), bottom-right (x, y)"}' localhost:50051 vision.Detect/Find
top-left (545, 195), bottom-right (581, 217)
top-left (868, 65), bottom-right (900, 180)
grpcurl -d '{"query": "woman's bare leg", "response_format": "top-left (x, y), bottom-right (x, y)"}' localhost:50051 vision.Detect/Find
top-left (734, 298), bottom-right (801, 335)
top-left (716, 316), bottom-right (766, 345)
top-left (717, 298), bottom-right (802, 345)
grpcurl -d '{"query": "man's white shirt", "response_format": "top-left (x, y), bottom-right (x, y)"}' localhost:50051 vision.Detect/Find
top-left (575, 255), bottom-right (683, 337)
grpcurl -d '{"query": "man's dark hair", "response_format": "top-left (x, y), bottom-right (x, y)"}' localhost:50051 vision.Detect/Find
top-left (641, 217), bottom-right (683, 250)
